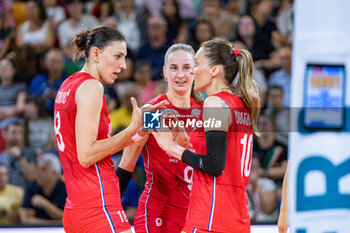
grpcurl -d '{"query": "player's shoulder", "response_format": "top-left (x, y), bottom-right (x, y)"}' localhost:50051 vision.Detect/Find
top-left (203, 95), bottom-right (226, 108)
top-left (77, 78), bottom-right (103, 94)
top-left (147, 93), bottom-right (167, 105)
top-left (61, 72), bottom-right (96, 88)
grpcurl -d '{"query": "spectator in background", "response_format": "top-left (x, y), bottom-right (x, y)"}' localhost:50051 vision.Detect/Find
top-left (249, 0), bottom-right (276, 42)
top-left (16, 0), bottom-right (55, 51)
top-left (116, 0), bottom-right (143, 53)
top-left (232, 40), bottom-right (267, 101)
top-left (277, 0), bottom-right (293, 42)
top-left (0, 163), bottom-right (23, 224)
top-left (102, 15), bottom-right (118, 28)
top-left (253, 114), bottom-right (288, 186)
top-left (235, 15), bottom-right (274, 62)
top-left (190, 19), bottom-right (215, 51)
top-left (102, 82), bottom-right (120, 112)
top-left (11, 45), bottom-right (39, 86)
top-left (265, 85), bottom-right (289, 141)
top-left (268, 45), bottom-right (292, 107)
top-left (199, 0), bottom-right (238, 40)
top-left (133, 60), bottom-right (164, 105)
top-left (20, 153), bottom-right (66, 224)
top-left (113, 57), bottom-right (135, 101)
top-left (248, 156), bottom-right (279, 223)
top-left (43, 0), bottom-right (67, 29)
top-left (161, 0), bottom-right (189, 43)
top-left (91, 0), bottom-right (114, 23)
top-left (137, 17), bottom-right (171, 81)
top-left (24, 97), bottom-right (55, 153)
top-left (57, 0), bottom-right (99, 57)
top-left (0, 0), bottom-right (16, 59)
top-left (110, 89), bottom-right (139, 134)
top-left (0, 59), bottom-right (27, 128)
top-left (0, 120), bottom-right (37, 189)
top-left (145, 0), bottom-right (198, 20)
top-left (29, 49), bottom-right (68, 116)
top-left (224, 0), bottom-right (244, 16)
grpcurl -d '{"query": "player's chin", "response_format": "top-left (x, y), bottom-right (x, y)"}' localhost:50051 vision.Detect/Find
top-left (105, 79), bottom-right (114, 84)
top-left (174, 85), bottom-right (191, 94)
top-left (194, 83), bottom-right (204, 92)
top-left (106, 75), bottom-right (117, 84)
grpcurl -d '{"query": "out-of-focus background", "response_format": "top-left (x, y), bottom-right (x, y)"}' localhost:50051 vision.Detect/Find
top-left (1, 0), bottom-right (348, 232)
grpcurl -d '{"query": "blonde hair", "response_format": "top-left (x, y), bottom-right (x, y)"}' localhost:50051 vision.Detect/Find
top-left (201, 40), bottom-right (261, 134)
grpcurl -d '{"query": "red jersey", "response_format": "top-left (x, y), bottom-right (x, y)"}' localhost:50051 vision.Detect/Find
top-left (54, 72), bottom-right (121, 209)
top-left (134, 94), bottom-right (202, 233)
top-left (184, 91), bottom-right (252, 233)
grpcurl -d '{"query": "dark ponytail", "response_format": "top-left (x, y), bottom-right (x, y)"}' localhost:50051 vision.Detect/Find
top-left (72, 30), bottom-right (90, 61)
top-left (71, 26), bottom-right (125, 61)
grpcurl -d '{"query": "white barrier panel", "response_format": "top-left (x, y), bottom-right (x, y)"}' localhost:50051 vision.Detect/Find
top-left (290, 0), bottom-right (350, 233)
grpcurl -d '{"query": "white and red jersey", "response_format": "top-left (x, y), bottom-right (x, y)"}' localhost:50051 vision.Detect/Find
top-left (54, 72), bottom-right (121, 210)
top-left (184, 91), bottom-right (252, 233)
top-left (134, 94), bottom-right (202, 232)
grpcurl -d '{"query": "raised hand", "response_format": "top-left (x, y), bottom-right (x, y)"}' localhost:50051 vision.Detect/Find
top-left (151, 130), bottom-right (176, 154)
top-left (145, 100), bottom-right (168, 112)
top-left (163, 114), bottom-right (190, 149)
top-left (152, 130), bottom-right (174, 152)
top-left (130, 98), bottom-right (168, 135)
top-left (130, 97), bottom-right (142, 132)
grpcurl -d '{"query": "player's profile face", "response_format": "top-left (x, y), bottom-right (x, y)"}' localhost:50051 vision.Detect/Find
top-left (164, 50), bottom-right (194, 95)
top-left (96, 40), bottom-right (127, 84)
top-left (194, 48), bottom-right (212, 92)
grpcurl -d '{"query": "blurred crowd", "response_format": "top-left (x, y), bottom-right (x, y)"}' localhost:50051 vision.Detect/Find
top-left (0, 0), bottom-right (292, 225)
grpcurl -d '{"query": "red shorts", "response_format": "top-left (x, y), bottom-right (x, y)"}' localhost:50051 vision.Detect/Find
top-left (134, 213), bottom-right (184, 233)
top-left (182, 228), bottom-right (219, 233)
top-left (63, 206), bottom-right (131, 233)
top-left (133, 202), bottom-right (187, 233)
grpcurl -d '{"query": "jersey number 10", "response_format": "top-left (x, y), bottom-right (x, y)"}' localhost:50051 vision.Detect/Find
top-left (240, 133), bottom-right (252, 177)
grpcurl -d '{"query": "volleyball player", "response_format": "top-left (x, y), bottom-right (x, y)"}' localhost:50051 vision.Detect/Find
top-left (54, 26), bottom-right (166, 233)
top-left (117, 44), bottom-right (203, 233)
top-left (152, 40), bottom-right (261, 233)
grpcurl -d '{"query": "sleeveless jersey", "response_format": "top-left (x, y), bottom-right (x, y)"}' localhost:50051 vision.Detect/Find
top-left (134, 94), bottom-right (202, 231)
top-left (184, 91), bottom-right (252, 233)
top-left (54, 72), bottom-right (121, 209)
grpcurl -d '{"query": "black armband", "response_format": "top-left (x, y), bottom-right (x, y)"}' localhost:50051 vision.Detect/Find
top-left (115, 167), bottom-right (133, 198)
top-left (181, 131), bottom-right (227, 177)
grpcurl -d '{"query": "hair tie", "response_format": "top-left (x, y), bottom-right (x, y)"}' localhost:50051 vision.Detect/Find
top-left (86, 38), bottom-right (91, 48)
top-left (233, 49), bottom-right (240, 57)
